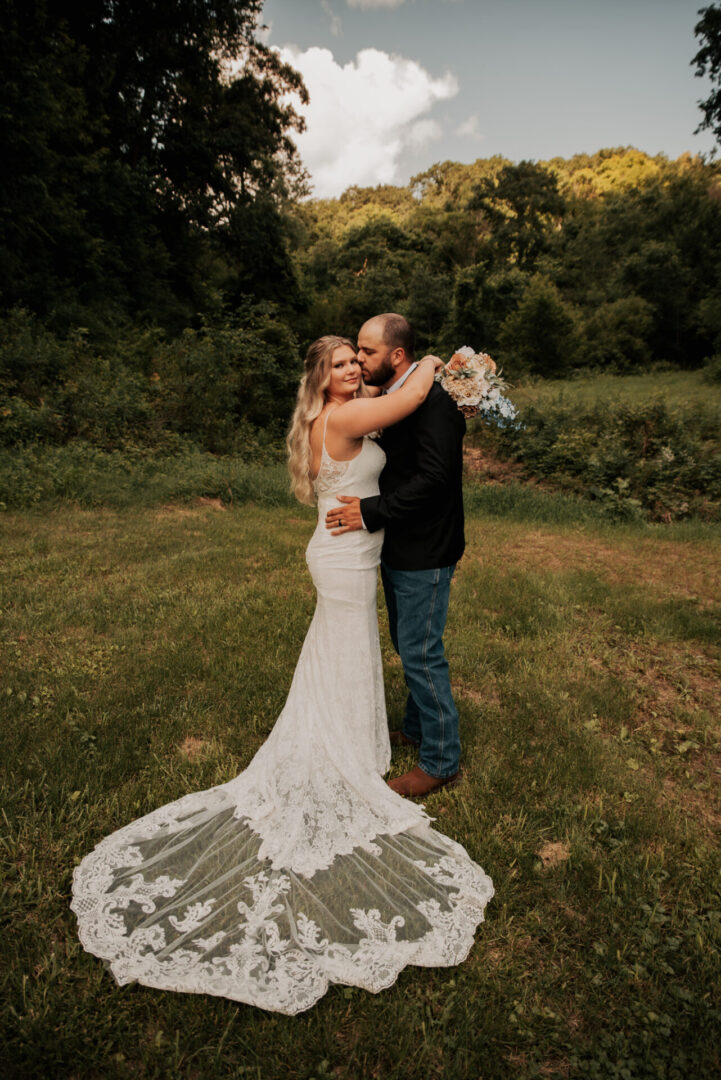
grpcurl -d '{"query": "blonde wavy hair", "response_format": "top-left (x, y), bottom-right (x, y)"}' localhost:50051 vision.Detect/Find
top-left (287, 335), bottom-right (364, 505)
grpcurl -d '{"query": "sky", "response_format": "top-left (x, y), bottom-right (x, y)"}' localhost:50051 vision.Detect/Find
top-left (259, 0), bottom-right (718, 199)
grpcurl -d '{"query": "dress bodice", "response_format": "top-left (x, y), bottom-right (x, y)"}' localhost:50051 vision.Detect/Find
top-left (307, 435), bottom-right (386, 571)
top-left (312, 434), bottom-right (386, 504)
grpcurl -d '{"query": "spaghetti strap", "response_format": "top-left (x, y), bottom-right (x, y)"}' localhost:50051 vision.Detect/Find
top-left (321, 406), bottom-right (338, 456)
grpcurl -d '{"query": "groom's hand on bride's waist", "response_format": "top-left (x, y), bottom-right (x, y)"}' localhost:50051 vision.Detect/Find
top-left (325, 496), bottom-right (364, 535)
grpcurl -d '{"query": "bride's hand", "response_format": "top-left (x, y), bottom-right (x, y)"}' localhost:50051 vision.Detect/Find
top-left (420, 354), bottom-right (444, 374)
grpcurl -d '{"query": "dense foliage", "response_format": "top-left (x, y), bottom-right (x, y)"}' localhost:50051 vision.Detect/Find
top-left (0, 0), bottom-right (307, 333)
top-left (2, 3), bottom-right (721, 527)
top-left (694, 3), bottom-right (721, 146)
top-left (0, 306), bottom-right (297, 454)
top-left (475, 392), bottom-right (721, 523)
top-left (291, 150), bottom-right (721, 376)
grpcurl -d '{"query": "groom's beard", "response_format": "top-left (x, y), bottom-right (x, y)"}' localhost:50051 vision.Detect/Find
top-left (361, 358), bottom-right (394, 387)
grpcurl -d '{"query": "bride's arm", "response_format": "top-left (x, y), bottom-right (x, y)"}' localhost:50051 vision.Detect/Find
top-left (329, 357), bottom-right (438, 439)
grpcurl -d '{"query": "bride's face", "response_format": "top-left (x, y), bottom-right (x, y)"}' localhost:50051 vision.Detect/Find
top-left (328, 344), bottom-right (362, 399)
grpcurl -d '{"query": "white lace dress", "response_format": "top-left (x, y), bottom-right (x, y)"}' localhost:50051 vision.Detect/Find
top-left (71, 435), bottom-right (494, 1015)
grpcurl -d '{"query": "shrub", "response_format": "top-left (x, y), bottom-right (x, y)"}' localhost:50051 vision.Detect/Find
top-left (0, 442), bottom-right (291, 511)
top-left (498, 274), bottom-right (579, 377)
top-left (0, 307), bottom-right (70, 397)
top-left (581, 296), bottom-right (653, 372)
top-left (701, 355), bottom-right (721, 384)
top-left (479, 395), bottom-right (721, 521)
top-left (0, 304), bottom-right (302, 454)
top-left (153, 306), bottom-right (301, 453)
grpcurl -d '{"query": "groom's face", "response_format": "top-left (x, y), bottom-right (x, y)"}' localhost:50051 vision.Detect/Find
top-left (357, 324), bottom-right (395, 387)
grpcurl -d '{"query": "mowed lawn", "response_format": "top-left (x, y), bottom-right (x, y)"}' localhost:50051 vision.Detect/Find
top-left (2, 498), bottom-right (720, 1080)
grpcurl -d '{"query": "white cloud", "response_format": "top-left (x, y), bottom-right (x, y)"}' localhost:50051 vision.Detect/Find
top-left (346, 0), bottom-right (462, 7)
top-left (407, 118), bottom-right (442, 151)
top-left (277, 46), bottom-right (458, 197)
top-left (456, 114), bottom-right (484, 141)
top-left (321, 0), bottom-right (342, 36)
top-left (346, 0), bottom-right (407, 9)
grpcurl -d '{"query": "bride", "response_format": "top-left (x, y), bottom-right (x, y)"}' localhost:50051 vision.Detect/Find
top-left (71, 335), bottom-right (494, 1015)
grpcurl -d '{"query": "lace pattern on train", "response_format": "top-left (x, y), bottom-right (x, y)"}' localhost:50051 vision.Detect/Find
top-left (71, 810), bottom-right (493, 1015)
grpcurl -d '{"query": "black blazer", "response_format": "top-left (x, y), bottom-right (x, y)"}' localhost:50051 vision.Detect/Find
top-left (360, 382), bottom-right (466, 571)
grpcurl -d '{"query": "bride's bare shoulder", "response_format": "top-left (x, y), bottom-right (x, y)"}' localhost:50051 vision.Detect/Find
top-left (309, 409), bottom-right (330, 454)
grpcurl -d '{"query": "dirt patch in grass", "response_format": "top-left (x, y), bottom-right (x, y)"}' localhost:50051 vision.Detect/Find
top-left (155, 496), bottom-right (227, 517)
top-left (196, 496), bottom-right (226, 510)
top-left (484, 946), bottom-right (506, 970)
top-left (634, 652), bottom-right (719, 723)
top-left (660, 775), bottom-right (721, 833)
top-left (551, 899), bottom-right (587, 924)
top-left (454, 680), bottom-right (502, 709)
top-left (590, 640), bottom-right (720, 730)
top-left (483, 528), bottom-right (721, 601)
top-left (538, 841), bottom-right (571, 868)
top-left (464, 446), bottom-right (531, 485)
top-left (577, 636), bottom-right (721, 832)
top-left (178, 736), bottom-right (210, 760)
top-left (155, 504), bottom-right (202, 518)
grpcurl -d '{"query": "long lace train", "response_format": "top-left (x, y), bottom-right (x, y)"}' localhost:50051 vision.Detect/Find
top-left (71, 436), bottom-right (493, 1014)
top-left (72, 803), bottom-right (492, 1014)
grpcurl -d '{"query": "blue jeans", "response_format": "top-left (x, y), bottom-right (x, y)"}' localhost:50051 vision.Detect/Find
top-left (381, 562), bottom-right (460, 779)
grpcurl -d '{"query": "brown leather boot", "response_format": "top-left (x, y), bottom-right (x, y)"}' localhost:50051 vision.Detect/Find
top-left (387, 766), bottom-right (461, 797)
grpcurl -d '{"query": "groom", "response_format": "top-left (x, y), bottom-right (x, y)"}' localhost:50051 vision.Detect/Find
top-left (325, 313), bottom-right (466, 797)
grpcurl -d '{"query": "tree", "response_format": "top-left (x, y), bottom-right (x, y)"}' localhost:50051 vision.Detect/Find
top-left (613, 241), bottom-right (689, 364)
top-left (581, 296), bottom-right (653, 372)
top-left (693, 4), bottom-right (721, 148)
top-left (498, 275), bottom-right (578, 377)
top-left (467, 161), bottom-right (565, 270)
top-left (290, 150), bottom-right (721, 373)
top-left (0, 1), bottom-right (307, 329)
top-left (451, 265), bottom-right (528, 352)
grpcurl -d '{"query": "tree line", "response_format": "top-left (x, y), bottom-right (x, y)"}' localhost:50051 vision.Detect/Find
top-left (292, 149), bottom-right (721, 376)
top-left (2, 2), bottom-right (721, 456)
top-left (0, 0), bottom-right (306, 333)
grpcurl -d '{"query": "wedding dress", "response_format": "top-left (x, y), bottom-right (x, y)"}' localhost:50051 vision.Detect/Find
top-left (71, 429), bottom-right (494, 1015)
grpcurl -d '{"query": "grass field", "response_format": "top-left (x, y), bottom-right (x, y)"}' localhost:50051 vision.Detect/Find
top-left (2, 489), bottom-right (720, 1079)
top-left (508, 368), bottom-right (721, 410)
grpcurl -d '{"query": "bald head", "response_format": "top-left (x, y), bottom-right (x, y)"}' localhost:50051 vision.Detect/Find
top-left (357, 312), bottom-right (416, 389)
top-left (362, 313), bottom-right (415, 361)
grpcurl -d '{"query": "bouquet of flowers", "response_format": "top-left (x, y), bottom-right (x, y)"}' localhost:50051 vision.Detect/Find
top-left (435, 346), bottom-right (517, 425)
